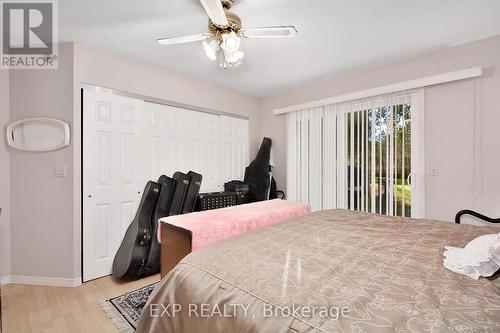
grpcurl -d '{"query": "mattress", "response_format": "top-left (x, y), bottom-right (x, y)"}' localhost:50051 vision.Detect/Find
top-left (137, 209), bottom-right (500, 333)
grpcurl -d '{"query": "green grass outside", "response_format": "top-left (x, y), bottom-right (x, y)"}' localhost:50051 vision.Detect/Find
top-left (375, 178), bottom-right (411, 215)
top-left (394, 179), bottom-right (411, 215)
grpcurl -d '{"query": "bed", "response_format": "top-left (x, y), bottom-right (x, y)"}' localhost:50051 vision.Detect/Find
top-left (138, 209), bottom-right (500, 332)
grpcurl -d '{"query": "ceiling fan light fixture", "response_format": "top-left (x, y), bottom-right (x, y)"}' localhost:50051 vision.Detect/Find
top-left (202, 38), bottom-right (219, 61)
top-left (221, 31), bottom-right (241, 53)
top-left (231, 50), bottom-right (245, 63)
top-left (221, 49), bottom-right (244, 68)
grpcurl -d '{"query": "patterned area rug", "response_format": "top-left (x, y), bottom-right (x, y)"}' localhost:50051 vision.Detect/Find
top-left (101, 283), bottom-right (158, 333)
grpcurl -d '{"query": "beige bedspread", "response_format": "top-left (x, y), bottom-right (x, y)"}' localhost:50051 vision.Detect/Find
top-left (137, 210), bottom-right (500, 333)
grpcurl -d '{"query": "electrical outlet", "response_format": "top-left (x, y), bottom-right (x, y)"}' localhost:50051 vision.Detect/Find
top-left (430, 166), bottom-right (439, 176)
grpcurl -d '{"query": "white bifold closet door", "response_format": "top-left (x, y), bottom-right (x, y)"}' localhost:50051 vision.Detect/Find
top-left (220, 116), bottom-right (249, 184)
top-left (144, 102), bottom-right (221, 193)
top-left (287, 91), bottom-right (425, 218)
top-left (83, 91), bottom-right (249, 281)
top-left (83, 91), bottom-right (147, 282)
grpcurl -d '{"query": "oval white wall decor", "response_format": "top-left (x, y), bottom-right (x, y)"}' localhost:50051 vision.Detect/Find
top-left (6, 117), bottom-right (71, 152)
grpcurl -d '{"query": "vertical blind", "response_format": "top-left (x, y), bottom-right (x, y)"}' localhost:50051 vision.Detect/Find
top-left (287, 92), bottom-right (416, 216)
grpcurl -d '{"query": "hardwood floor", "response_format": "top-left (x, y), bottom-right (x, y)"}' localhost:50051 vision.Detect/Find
top-left (1, 274), bottom-right (160, 333)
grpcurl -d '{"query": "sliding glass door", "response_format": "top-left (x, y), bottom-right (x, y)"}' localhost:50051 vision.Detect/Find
top-left (286, 91), bottom-right (425, 218)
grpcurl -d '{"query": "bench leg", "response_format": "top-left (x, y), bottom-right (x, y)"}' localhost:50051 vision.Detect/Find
top-left (160, 224), bottom-right (192, 278)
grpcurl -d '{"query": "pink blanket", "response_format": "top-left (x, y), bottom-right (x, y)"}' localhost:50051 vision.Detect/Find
top-left (158, 199), bottom-right (311, 250)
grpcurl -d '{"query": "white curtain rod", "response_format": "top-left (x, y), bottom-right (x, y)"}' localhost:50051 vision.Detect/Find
top-left (273, 66), bottom-right (482, 115)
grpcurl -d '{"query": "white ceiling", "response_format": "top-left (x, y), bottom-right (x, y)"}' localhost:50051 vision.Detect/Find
top-left (60, 0), bottom-right (500, 97)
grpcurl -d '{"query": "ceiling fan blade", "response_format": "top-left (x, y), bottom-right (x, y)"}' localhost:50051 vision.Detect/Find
top-left (157, 33), bottom-right (212, 45)
top-left (241, 26), bottom-right (298, 39)
top-left (200, 0), bottom-right (228, 26)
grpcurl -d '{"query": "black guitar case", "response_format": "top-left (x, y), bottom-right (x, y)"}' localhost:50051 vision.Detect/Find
top-left (168, 172), bottom-right (190, 215)
top-left (181, 171), bottom-right (203, 214)
top-left (112, 181), bottom-right (160, 279)
top-left (244, 137), bottom-right (272, 202)
top-left (269, 177), bottom-right (285, 199)
top-left (143, 175), bottom-right (176, 275)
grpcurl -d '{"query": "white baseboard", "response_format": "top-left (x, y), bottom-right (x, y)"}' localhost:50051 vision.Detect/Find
top-left (0, 275), bottom-right (11, 285)
top-left (2, 275), bottom-right (82, 287)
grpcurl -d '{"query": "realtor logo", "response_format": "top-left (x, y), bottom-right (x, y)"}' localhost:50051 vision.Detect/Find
top-left (1, 0), bottom-right (58, 69)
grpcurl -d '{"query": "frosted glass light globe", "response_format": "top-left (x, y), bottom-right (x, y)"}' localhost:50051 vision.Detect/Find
top-left (202, 39), bottom-right (219, 61)
top-left (221, 31), bottom-right (241, 53)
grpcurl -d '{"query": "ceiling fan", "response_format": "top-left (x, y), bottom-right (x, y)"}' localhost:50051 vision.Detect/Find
top-left (157, 0), bottom-right (297, 69)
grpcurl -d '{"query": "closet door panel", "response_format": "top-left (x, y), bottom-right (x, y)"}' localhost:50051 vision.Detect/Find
top-left (144, 103), bottom-right (222, 192)
top-left (83, 90), bottom-right (145, 282)
top-left (184, 110), bottom-right (220, 192)
top-left (220, 116), bottom-right (249, 183)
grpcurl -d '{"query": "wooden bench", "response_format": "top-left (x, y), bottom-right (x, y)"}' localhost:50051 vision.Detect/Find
top-left (158, 199), bottom-right (310, 277)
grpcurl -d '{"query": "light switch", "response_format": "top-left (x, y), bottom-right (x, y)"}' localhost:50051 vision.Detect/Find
top-left (430, 166), bottom-right (438, 176)
top-left (54, 165), bottom-right (67, 178)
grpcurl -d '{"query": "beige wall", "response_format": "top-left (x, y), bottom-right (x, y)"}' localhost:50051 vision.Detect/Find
top-left (7, 43), bottom-right (261, 281)
top-left (9, 45), bottom-right (75, 280)
top-left (0, 69), bottom-right (10, 281)
top-left (260, 35), bottom-right (500, 222)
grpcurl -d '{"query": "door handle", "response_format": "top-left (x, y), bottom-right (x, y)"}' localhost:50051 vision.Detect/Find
top-left (407, 172), bottom-right (414, 189)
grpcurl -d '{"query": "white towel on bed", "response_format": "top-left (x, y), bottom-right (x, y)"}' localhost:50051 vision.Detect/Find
top-left (489, 238), bottom-right (500, 266)
top-left (443, 233), bottom-right (500, 279)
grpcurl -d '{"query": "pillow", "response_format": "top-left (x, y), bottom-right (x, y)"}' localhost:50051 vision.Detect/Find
top-left (443, 233), bottom-right (500, 280)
